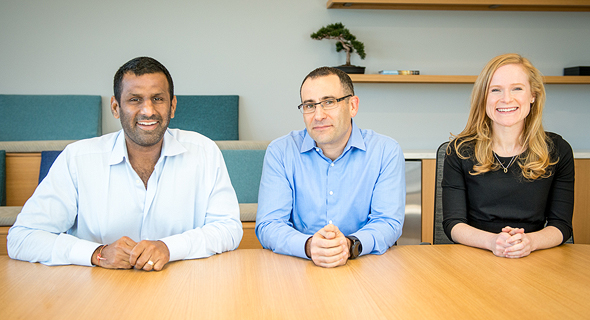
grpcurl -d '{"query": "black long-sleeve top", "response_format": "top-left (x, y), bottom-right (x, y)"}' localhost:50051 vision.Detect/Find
top-left (442, 132), bottom-right (574, 243)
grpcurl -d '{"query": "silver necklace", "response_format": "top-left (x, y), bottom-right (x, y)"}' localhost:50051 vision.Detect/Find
top-left (493, 152), bottom-right (517, 173)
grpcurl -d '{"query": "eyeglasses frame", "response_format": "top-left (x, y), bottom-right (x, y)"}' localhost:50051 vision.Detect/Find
top-left (297, 94), bottom-right (353, 114)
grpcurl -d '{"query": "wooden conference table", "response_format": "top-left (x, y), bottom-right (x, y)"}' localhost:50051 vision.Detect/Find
top-left (1, 244), bottom-right (589, 319)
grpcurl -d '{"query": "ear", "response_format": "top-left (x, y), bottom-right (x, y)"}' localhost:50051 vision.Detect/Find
top-left (110, 96), bottom-right (120, 119)
top-left (170, 95), bottom-right (177, 119)
top-left (349, 95), bottom-right (359, 118)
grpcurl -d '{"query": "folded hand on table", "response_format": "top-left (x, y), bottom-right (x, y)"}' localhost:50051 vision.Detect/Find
top-left (92, 236), bottom-right (170, 271)
top-left (306, 223), bottom-right (350, 268)
top-left (491, 226), bottom-right (532, 259)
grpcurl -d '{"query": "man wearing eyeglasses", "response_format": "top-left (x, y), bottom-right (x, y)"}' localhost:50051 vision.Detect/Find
top-left (256, 67), bottom-right (405, 268)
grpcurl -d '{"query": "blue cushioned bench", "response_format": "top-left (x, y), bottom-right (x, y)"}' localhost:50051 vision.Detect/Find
top-left (216, 141), bottom-right (269, 222)
top-left (1, 94), bottom-right (103, 228)
top-left (0, 95), bottom-right (102, 141)
top-left (0, 93), bottom-right (102, 254)
top-left (170, 95), bottom-right (239, 140)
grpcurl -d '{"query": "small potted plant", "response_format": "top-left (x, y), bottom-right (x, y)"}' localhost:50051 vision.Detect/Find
top-left (311, 22), bottom-right (366, 74)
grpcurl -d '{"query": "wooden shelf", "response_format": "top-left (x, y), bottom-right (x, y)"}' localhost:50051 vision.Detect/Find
top-left (349, 74), bottom-right (590, 84)
top-left (327, 1), bottom-right (590, 11)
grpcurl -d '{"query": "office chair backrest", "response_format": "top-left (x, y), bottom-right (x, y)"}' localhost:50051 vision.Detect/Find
top-left (434, 141), bottom-right (454, 244)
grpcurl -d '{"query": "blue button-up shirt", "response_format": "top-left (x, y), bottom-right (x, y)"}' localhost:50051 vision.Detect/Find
top-left (256, 120), bottom-right (405, 259)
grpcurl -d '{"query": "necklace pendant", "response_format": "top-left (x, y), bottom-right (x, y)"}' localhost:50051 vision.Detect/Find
top-left (503, 168), bottom-right (508, 173)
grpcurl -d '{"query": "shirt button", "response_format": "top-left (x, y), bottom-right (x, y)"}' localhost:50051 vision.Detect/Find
top-left (315, 148), bottom-right (320, 152)
top-left (136, 179), bottom-right (141, 184)
top-left (330, 163), bottom-right (334, 167)
top-left (329, 191), bottom-right (333, 195)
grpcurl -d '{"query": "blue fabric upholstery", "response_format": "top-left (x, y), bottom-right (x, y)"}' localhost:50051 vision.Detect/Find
top-left (221, 149), bottom-right (265, 203)
top-left (0, 95), bottom-right (102, 141)
top-left (0, 150), bottom-right (5, 206)
top-left (39, 151), bottom-right (62, 184)
top-left (169, 95), bottom-right (239, 140)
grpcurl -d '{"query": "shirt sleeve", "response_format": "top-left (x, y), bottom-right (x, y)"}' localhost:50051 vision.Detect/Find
top-left (441, 143), bottom-right (468, 241)
top-left (160, 146), bottom-right (243, 261)
top-left (7, 148), bottom-right (101, 266)
top-left (349, 142), bottom-right (406, 256)
top-left (255, 142), bottom-right (311, 259)
top-left (544, 135), bottom-right (574, 243)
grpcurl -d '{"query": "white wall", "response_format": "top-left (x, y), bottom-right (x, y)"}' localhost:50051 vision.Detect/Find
top-left (1, 0), bottom-right (589, 150)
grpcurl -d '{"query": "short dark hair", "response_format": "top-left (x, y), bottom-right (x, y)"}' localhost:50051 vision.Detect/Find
top-left (300, 66), bottom-right (355, 98)
top-left (113, 57), bottom-right (174, 103)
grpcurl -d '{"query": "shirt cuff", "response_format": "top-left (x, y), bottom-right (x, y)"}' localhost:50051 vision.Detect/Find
top-left (350, 230), bottom-right (374, 256)
top-left (68, 238), bottom-right (102, 266)
top-left (290, 232), bottom-right (313, 260)
top-left (160, 234), bottom-right (189, 262)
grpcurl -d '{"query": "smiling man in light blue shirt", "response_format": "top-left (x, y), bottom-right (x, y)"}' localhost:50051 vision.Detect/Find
top-left (8, 57), bottom-right (242, 270)
top-left (256, 67), bottom-right (405, 268)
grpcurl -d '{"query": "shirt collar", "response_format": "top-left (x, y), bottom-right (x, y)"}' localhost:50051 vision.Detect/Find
top-left (300, 119), bottom-right (366, 153)
top-left (160, 129), bottom-right (187, 157)
top-left (108, 129), bottom-right (186, 165)
top-left (346, 120), bottom-right (366, 152)
top-left (301, 129), bottom-right (316, 153)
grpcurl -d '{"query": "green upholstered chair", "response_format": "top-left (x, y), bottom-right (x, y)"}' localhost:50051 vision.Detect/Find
top-left (170, 95), bottom-right (239, 140)
top-left (0, 95), bottom-right (102, 141)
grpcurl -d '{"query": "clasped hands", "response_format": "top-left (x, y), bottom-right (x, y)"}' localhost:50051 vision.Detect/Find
top-left (492, 226), bottom-right (532, 258)
top-left (305, 224), bottom-right (351, 268)
top-left (92, 236), bottom-right (170, 271)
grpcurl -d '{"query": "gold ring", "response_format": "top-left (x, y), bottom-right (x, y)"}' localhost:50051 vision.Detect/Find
top-left (147, 260), bottom-right (154, 266)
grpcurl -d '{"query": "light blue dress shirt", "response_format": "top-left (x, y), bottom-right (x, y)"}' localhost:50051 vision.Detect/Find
top-left (256, 120), bottom-right (405, 259)
top-left (8, 129), bottom-right (242, 266)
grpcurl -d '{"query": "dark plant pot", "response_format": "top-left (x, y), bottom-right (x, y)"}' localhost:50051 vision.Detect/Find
top-left (333, 65), bottom-right (365, 74)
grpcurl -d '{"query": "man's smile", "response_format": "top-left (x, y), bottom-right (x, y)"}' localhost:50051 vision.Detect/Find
top-left (137, 120), bottom-right (160, 130)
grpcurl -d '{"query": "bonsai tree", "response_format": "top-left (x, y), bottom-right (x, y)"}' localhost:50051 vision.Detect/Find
top-left (311, 22), bottom-right (366, 67)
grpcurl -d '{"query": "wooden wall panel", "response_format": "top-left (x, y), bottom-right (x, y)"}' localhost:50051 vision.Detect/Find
top-left (0, 227), bottom-right (8, 255)
top-left (421, 159), bottom-right (436, 244)
top-left (573, 159), bottom-right (590, 244)
top-left (6, 153), bottom-right (41, 206)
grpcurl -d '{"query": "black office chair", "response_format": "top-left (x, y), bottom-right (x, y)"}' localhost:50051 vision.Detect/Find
top-left (433, 141), bottom-right (454, 244)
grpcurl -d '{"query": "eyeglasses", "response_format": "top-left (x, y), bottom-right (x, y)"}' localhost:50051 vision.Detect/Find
top-left (297, 94), bottom-right (352, 114)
